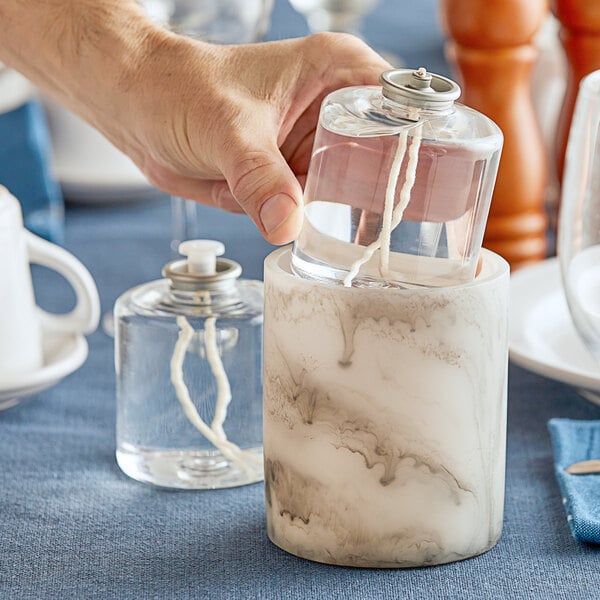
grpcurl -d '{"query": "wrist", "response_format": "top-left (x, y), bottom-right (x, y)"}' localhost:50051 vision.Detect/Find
top-left (0, 1), bottom-right (179, 148)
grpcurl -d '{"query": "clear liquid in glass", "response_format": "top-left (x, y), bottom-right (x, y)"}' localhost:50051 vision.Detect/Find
top-left (115, 279), bottom-right (263, 489)
top-left (292, 85), bottom-right (503, 288)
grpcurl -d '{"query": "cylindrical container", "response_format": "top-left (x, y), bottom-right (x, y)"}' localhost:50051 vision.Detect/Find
top-left (291, 68), bottom-right (503, 288)
top-left (263, 247), bottom-right (509, 567)
top-left (115, 240), bottom-right (264, 489)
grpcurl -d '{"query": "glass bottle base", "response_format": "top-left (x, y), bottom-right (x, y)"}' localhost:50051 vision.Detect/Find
top-left (116, 444), bottom-right (263, 489)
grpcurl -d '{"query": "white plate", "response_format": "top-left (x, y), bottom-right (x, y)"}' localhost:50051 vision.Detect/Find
top-left (0, 67), bottom-right (34, 114)
top-left (43, 98), bottom-right (155, 203)
top-left (0, 329), bottom-right (88, 410)
top-left (509, 257), bottom-right (600, 399)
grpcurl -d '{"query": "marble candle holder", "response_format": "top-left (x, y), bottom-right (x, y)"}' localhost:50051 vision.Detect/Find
top-left (263, 247), bottom-right (509, 568)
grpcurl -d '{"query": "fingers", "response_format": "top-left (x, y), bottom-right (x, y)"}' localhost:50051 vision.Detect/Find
top-left (220, 141), bottom-right (304, 246)
top-left (301, 32), bottom-right (392, 88)
top-left (222, 36), bottom-right (389, 244)
top-left (279, 111), bottom-right (317, 175)
top-left (277, 34), bottom-right (392, 145)
top-left (182, 179), bottom-right (246, 214)
top-left (135, 33), bottom-right (393, 244)
top-left (141, 164), bottom-right (246, 214)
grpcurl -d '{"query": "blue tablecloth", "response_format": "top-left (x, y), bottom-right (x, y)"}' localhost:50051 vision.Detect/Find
top-left (2, 1), bottom-right (600, 598)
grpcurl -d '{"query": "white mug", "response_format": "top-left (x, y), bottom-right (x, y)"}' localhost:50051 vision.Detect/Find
top-left (0, 186), bottom-right (99, 377)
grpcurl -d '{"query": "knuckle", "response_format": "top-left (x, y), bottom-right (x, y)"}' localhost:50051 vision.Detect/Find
top-left (139, 160), bottom-right (172, 192)
top-left (301, 32), bottom-right (388, 87)
top-left (211, 182), bottom-right (234, 210)
top-left (305, 31), bottom-right (366, 56)
top-left (228, 150), bottom-right (278, 207)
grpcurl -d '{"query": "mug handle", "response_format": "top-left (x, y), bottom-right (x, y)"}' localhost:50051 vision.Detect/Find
top-left (25, 230), bottom-right (100, 335)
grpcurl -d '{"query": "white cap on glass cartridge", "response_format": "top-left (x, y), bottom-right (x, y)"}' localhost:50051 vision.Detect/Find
top-left (179, 240), bottom-right (225, 276)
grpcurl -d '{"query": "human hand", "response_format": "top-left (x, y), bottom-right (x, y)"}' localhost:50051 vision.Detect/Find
top-left (0, 1), bottom-right (389, 244)
top-left (120, 32), bottom-right (391, 244)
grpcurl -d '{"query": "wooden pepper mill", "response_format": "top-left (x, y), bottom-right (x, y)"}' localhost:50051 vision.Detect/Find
top-left (553, 1), bottom-right (600, 183)
top-left (440, 0), bottom-right (548, 268)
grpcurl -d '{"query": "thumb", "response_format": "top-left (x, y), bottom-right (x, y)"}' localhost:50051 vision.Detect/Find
top-left (221, 142), bottom-right (304, 245)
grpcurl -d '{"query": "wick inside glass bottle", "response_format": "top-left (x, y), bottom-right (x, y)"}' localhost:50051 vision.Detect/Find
top-left (170, 313), bottom-right (261, 476)
top-left (343, 121), bottom-right (424, 287)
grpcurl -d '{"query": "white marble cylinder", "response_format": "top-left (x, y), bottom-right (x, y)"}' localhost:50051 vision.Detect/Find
top-left (263, 248), bottom-right (509, 568)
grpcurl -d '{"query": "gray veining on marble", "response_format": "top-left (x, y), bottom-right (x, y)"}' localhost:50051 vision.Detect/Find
top-left (263, 248), bottom-right (509, 568)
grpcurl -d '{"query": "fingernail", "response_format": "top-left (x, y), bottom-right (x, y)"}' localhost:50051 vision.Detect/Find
top-left (260, 194), bottom-right (298, 234)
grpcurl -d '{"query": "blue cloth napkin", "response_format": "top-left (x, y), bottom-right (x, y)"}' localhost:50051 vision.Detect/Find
top-left (0, 99), bottom-right (64, 241)
top-left (548, 418), bottom-right (600, 544)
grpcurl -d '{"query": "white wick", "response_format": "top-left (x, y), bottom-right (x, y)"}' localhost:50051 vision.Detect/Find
top-left (205, 316), bottom-right (231, 440)
top-left (170, 315), bottom-right (261, 476)
top-left (343, 122), bottom-right (424, 287)
top-left (379, 128), bottom-right (408, 277)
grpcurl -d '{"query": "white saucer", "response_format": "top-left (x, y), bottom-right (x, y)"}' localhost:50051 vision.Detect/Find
top-left (0, 67), bottom-right (34, 114)
top-left (509, 257), bottom-right (600, 402)
top-left (0, 330), bottom-right (88, 410)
